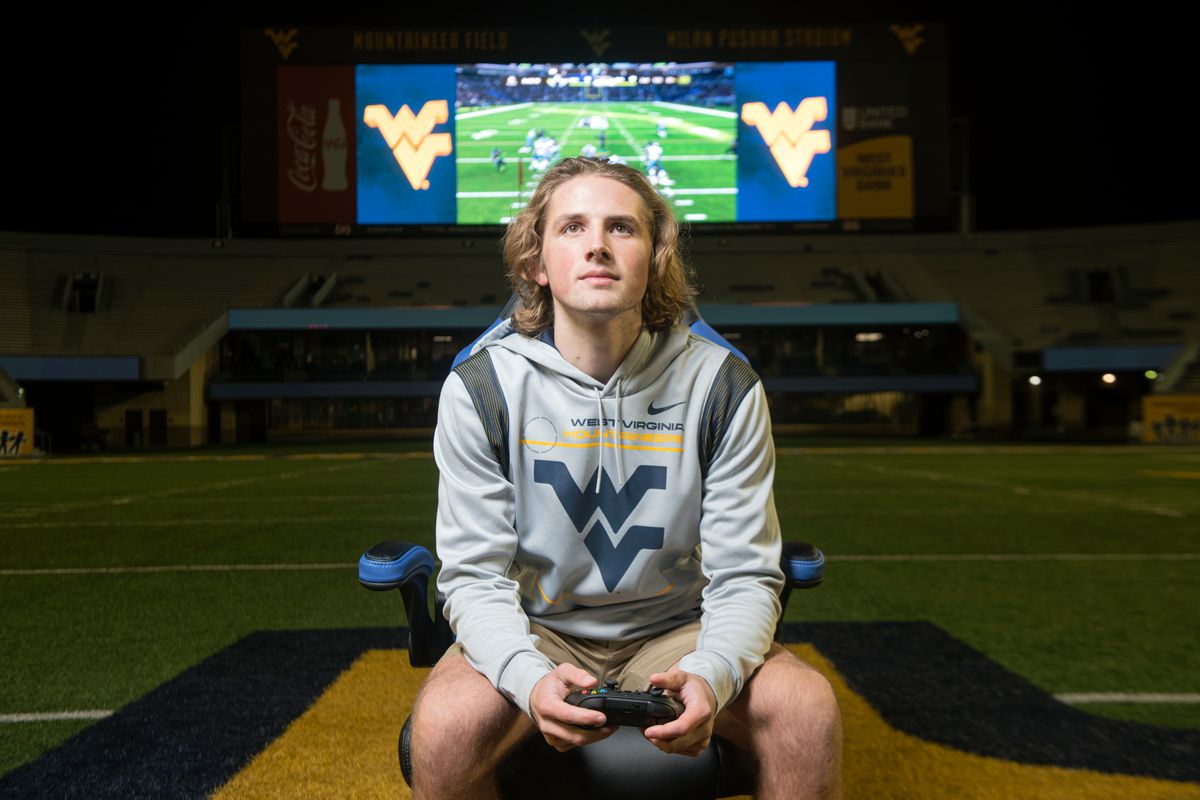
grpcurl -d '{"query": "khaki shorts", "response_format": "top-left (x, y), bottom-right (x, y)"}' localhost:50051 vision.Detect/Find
top-left (443, 619), bottom-right (702, 691)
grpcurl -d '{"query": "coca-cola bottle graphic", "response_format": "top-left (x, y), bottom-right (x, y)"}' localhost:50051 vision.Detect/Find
top-left (322, 98), bottom-right (348, 191)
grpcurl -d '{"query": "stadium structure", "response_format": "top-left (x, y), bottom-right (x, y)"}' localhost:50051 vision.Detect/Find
top-left (2, 22), bottom-right (1198, 454)
top-left (1, 219), bottom-right (1198, 454)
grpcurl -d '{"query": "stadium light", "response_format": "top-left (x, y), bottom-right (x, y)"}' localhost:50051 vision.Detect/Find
top-left (1029, 376), bottom-right (1042, 386)
top-left (1102, 373), bottom-right (1117, 384)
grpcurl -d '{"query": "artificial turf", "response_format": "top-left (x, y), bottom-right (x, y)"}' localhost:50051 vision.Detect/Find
top-left (1, 440), bottom-right (1198, 776)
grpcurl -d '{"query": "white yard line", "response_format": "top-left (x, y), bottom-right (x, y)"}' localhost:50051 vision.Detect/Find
top-left (8, 692), bottom-right (1198, 725)
top-left (12, 461), bottom-right (372, 520)
top-left (610, 113), bottom-right (642, 152)
top-left (1056, 693), bottom-right (1200, 704)
top-left (5, 514), bottom-right (425, 529)
top-left (0, 710), bottom-right (113, 723)
top-left (0, 563), bottom-right (355, 577)
top-left (831, 553), bottom-right (1200, 562)
top-left (650, 101), bottom-right (738, 119)
top-left (457, 103), bottom-right (533, 120)
top-left (4, 553), bottom-right (1194, 577)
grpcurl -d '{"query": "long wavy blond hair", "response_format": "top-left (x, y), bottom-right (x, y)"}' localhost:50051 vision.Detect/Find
top-left (502, 157), bottom-right (696, 336)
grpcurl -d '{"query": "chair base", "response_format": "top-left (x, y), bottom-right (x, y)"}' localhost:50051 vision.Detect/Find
top-left (400, 716), bottom-right (755, 800)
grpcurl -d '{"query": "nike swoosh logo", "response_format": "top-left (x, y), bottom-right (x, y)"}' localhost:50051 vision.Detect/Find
top-left (648, 401), bottom-right (686, 415)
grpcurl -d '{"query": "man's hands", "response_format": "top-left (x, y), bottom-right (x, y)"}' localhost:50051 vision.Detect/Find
top-left (529, 664), bottom-right (717, 757)
top-left (642, 668), bottom-right (718, 757)
top-left (529, 664), bottom-right (618, 751)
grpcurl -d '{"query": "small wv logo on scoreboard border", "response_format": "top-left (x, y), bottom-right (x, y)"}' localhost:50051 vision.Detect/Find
top-left (264, 28), bottom-right (300, 60)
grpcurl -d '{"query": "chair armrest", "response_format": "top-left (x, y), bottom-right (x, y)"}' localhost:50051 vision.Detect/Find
top-left (359, 541), bottom-right (436, 590)
top-left (359, 541), bottom-right (455, 667)
top-left (776, 541), bottom-right (824, 643)
top-left (782, 541), bottom-right (824, 590)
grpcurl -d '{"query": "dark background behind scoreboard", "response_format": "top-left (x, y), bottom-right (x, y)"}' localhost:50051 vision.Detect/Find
top-left (3, 11), bottom-right (1193, 237)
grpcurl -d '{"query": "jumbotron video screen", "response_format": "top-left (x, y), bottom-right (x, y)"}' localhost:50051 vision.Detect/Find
top-left (248, 25), bottom-right (948, 233)
top-left (279, 61), bottom-right (835, 227)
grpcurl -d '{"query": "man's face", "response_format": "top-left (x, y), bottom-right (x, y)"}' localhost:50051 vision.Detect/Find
top-left (537, 175), bottom-right (653, 328)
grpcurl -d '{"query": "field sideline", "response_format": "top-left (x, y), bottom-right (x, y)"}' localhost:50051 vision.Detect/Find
top-left (1, 439), bottom-right (1198, 777)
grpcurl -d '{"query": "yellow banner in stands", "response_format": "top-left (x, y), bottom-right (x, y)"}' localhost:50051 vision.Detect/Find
top-left (0, 408), bottom-right (33, 457)
top-left (1142, 395), bottom-right (1200, 443)
top-left (838, 135), bottom-right (914, 219)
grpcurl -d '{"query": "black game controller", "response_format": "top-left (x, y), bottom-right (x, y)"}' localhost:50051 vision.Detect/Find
top-left (566, 680), bottom-right (683, 727)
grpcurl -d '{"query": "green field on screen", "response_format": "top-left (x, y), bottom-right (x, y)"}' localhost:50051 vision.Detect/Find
top-left (454, 101), bottom-right (737, 224)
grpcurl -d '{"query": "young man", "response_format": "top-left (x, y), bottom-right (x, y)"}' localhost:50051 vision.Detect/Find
top-left (411, 157), bottom-right (842, 799)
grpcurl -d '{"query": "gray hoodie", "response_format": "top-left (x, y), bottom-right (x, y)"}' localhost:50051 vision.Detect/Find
top-left (434, 319), bottom-right (784, 716)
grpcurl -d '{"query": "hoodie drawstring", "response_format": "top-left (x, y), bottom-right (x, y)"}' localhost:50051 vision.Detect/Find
top-left (594, 388), bottom-right (604, 493)
top-left (593, 381), bottom-right (626, 493)
top-left (614, 379), bottom-right (625, 488)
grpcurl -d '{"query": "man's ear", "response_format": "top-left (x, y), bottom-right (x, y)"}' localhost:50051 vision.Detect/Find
top-left (534, 256), bottom-right (549, 287)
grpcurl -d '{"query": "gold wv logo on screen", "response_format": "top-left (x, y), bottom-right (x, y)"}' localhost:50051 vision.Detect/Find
top-left (363, 101), bottom-right (453, 190)
top-left (741, 99), bottom-right (831, 188)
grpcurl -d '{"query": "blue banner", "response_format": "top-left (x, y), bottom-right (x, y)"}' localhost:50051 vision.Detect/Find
top-left (736, 61), bottom-right (836, 222)
top-left (356, 65), bottom-right (457, 224)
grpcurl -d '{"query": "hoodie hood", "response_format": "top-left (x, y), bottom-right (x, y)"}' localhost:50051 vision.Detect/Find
top-left (469, 317), bottom-right (693, 398)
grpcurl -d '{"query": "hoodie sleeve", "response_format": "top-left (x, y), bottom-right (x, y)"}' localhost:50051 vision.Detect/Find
top-left (433, 371), bottom-right (556, 716)
top-left (677, 380), bottom-right (784, 711)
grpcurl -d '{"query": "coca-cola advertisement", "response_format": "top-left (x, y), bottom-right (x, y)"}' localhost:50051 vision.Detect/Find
top-left (277, 66), bottom-right (355, 224)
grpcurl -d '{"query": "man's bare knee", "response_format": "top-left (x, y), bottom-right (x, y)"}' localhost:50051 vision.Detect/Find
top-left (758, 648), bottom-right (840, 747)
top-left (409, 654), bottom-right (532, 797)
top-left (716, 646), bottom-right (842, 799)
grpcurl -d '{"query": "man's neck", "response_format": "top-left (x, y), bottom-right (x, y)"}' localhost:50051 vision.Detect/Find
top-left (551, 311), bottom-right (643, 383)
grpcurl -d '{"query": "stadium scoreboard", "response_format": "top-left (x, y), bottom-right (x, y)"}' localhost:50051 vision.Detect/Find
top-left (241, 24), bottom-right (948, 235)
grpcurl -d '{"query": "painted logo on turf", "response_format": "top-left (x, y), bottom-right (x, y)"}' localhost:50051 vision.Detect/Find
top-left (362, 101), bottom-right (453, 190)
top-left (12, 624), bottom-right (1195, 797)
top-left (741, 98), bottom-right (831, 188)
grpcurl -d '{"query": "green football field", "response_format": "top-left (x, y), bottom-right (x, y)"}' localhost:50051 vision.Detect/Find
top-left (454, 101), bottom-right (738, 224)
top-left (1, 440), bottom-right (1199, 777)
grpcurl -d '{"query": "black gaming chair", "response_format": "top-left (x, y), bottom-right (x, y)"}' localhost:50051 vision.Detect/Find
top-left (359, 298), bottom-right (823, 798)
top-left (358, 539), bottom-right (824, 800)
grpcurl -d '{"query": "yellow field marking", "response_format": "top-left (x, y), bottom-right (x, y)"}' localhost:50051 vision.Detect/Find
top-left (789, 644), bottom-right (1200, 799)
top-left (211, 644), bottom-right (1200, 799)
top-left (211, 650), bottom-right (428, 800)
top-left (1142, 470), bottom-right (1200, 481)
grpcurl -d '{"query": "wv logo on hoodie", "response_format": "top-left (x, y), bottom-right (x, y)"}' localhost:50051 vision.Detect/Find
top-left (534, 460), bottom-right (666, 591)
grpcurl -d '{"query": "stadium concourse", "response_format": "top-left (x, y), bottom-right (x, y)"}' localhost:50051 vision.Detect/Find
top-left (2, 219), bottom-right (1198, 452)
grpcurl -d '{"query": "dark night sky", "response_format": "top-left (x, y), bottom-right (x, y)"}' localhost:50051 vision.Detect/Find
top-left (4, 12), bottom-right (1193, 237)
